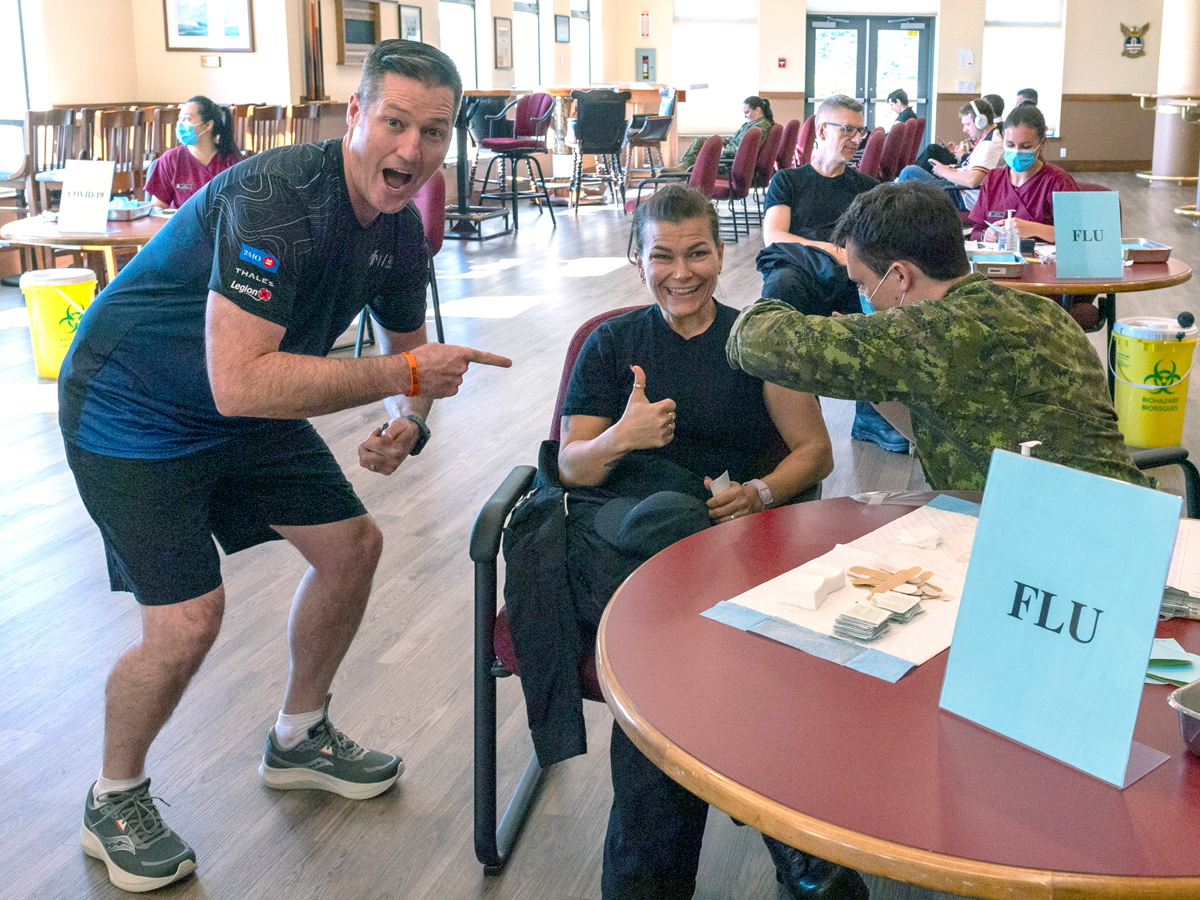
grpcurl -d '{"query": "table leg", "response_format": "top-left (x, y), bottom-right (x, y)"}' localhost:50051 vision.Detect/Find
top-left (1102, 292), bottom-right (1117, 396)
top-left (452, 99), bottom-right (481, 237)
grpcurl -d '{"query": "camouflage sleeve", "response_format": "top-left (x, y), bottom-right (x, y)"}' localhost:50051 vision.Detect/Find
top-left (726, 299), bottom-right (946, 403)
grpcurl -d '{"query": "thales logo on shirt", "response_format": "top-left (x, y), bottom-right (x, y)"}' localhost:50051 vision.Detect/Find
top-left (239, 243), bottom-right (279, 273)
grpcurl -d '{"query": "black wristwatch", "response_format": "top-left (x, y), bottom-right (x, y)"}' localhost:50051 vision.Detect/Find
top-left (384, 416), bottom-right (431, 455)
top-left (403, 415), bottom-right (430, 455)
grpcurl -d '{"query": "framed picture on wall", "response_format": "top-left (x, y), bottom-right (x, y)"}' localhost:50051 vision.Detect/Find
top-left (400, 5), bottom-right (422, 42)
top-left (555, 14), bottom-right (570, 43)
top-left (163, 0), bottom-right (255, 52)
top-left (494, 17), bottom-right (513, 69)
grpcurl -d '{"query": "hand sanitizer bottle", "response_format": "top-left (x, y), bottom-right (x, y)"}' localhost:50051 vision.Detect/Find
top-left (1001, 209), bottom-right (1019, 254)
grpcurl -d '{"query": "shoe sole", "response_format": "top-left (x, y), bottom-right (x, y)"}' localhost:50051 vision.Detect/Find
top-left (258, 759), bottom-right (403, 799)
top-left (850, 426), bottom-right (910, 454)
top-left (80, 824), bottom-right (197, 893)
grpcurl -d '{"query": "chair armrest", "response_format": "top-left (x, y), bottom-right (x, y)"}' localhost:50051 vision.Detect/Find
top-left (484, 99), bottom-right (519, 121)
top-left (469, 465), bottom-right (537, 563)
top-left (1131, 446), bottom-right (1190, 469)
top-left (530, 107), bottom-right (553, 125)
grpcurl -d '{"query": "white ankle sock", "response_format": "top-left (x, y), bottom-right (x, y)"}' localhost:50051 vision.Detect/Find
top-left (93, 773), bottom-right (147, 802)
top-left (274, 708), bottom-right (325, 749)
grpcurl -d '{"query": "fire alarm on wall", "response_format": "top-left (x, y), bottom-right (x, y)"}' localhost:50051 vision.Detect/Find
top-left (778, 57), bottom-right (786, 68)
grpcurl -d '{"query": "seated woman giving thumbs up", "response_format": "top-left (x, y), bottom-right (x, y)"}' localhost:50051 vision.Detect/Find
top-left (558, 184), bottom-right (832, 523)
top-left (555, 184), bottom-right (854, 900)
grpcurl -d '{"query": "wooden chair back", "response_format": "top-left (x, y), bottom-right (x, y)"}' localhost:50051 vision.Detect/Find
top-left (97, 108), bottom-right (147, 196)
top-left (288, 104), bottom-right (321, 145)
top-left (230, 105), bottom-right (253, 153)
top-left (246, 105), bottom-right (288, 155)
top-left (151, 106), bottom-right (180, 161)
top-left (24, 109), bottom-right (75, 213)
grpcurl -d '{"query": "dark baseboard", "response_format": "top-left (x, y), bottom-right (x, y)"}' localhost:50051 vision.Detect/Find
top-left (1058, 159), bottom-right (1152, 172)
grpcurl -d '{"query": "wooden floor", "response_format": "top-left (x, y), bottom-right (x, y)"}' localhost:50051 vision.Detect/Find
top-left (2, 174), bottom-right (1198, 900)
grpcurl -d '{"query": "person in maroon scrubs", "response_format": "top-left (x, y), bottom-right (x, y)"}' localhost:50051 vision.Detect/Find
top-left (146, 96), bottom-right (242, 210)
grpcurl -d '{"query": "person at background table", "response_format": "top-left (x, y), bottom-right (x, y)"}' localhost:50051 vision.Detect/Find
top-left (969, 104), bottom-right (1077, 243)
top-left (887, 87), bottom-right (916, 124)
top-left (146, 96), bottom-right (242, 210)
top-left (728, 181), bottom-right (1150, 492)
top-left (1016, 87), bottom-right (1039, 107)
top-left (982, 92), bottom-right (1005, 125)
top-left (61, 41), bottom-right (510, 894)
top-left (665, 95), bottom-right (774, 172)
top-left (556, 185), bottom-right (854, 900)
top-left (896, 98), bottom-right (1002, 211)
top-left (912, 96), bottom-right (1001, 175)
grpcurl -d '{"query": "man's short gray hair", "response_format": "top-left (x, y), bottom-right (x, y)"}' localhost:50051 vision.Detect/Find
top-left (358, 39), bottom-right (463, 114)
top-left (816, 94), bottom-right (864, 123)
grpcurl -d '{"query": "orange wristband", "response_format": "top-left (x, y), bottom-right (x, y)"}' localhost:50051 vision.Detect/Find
top-left (402, 351), bottom-right (419, 396)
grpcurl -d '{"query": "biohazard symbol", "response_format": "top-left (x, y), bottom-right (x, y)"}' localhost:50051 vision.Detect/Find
top-left (59, 307), bottom-right (82, 333)
top-left (1143, 359), bottom-right (1181, 394)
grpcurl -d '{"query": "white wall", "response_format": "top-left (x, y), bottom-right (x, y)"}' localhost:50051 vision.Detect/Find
top-left (131, 0), bottom-right (298, 104)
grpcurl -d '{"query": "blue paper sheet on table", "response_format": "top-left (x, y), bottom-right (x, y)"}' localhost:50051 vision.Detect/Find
top-left (700, 602), bottom-right (916, 682)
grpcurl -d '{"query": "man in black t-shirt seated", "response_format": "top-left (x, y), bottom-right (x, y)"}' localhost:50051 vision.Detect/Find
top-left (756, 94), bottom-right (909, 453)
top-left (756, 94), bottom-right (878, 318)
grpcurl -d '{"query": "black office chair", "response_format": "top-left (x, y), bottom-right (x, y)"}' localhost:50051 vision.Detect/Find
top-left (567, 90), bottom-right (632, 210)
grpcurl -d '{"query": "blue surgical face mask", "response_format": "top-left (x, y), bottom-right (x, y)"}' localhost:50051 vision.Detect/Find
top-left (1004, 148), bottom-right (1038, 172)
top-left (857, 264), bottom-right (898, 314)
top-left (176, 121), bottom-right (199, 146)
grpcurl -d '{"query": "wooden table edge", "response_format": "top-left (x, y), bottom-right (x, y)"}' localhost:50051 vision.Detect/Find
top-left (595, 600), bottom-right (1200, 900)
top-left (994, 264), bottom-right (1192, 296)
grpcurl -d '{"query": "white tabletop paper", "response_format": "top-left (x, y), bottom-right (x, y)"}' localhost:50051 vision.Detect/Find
top-left (723, 505), bottom-right (978, 666)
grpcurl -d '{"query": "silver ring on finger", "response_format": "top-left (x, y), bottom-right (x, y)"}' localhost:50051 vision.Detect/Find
top-left (370, 463), bottom-right (377, 471)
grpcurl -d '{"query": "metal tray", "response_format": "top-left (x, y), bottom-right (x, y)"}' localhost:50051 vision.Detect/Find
top-left (107, 202), bottom-right (154, 221)
top-left (969, 252), bottom-right (1025, 279)
top-left (1122, 238), bottom-right (1172, 264)
top-left (1168, 677), bottom-right (1200, 759)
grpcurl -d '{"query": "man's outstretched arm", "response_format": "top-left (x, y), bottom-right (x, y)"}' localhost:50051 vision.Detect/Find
top-left (205, 291), bottom-right (510, 418)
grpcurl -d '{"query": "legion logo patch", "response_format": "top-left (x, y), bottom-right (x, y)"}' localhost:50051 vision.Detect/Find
top-left (239, 243), bottom-right (279, 273)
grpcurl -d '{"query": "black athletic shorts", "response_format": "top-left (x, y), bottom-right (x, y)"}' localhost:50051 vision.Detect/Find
top-left (65, 421), bottom-right (367, 606)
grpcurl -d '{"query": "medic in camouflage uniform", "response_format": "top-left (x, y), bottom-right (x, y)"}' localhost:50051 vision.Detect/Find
top-left (726, 181), bottom-right (1150, 492)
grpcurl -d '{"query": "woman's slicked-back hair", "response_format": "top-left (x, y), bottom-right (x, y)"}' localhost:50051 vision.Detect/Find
top-left (358, 39), bottom-right (463, 114)
top-left (744, 95), bottom-right (774, 125)
top-left (832, 182), bottom-right (969, 281)
top-left (1004, 103), bottom-right (1047, 139)
top-left (632, 184), bottom-right (720, 255)
top-left (185, 95), bottom-right (237, 159)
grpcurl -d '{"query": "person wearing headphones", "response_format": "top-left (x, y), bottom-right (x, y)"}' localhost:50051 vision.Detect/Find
top-left (895, 98), bottom-right (1002, 211)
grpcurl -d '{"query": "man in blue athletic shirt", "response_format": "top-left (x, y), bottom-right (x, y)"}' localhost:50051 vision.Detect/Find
top-left (62, 41), bottom-right (511, 892)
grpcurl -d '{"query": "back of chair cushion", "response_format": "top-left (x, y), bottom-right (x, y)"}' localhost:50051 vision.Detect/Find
top-left (727, 126), bottom-right (761, 198)
top-left (776, 119), bottom-right (800, 172)
top-left (858, 128), bottom-right (885, 179)
top-left (688, 135), bottom-right (724, 198)
top-left (754, 123), bottom-right (784, 187)
top-left (412, 169), bottom-right (445, 256)
top-left (549, 306), bottom-right (646, 440)
top-left (796, 115), bottom-right (816, 167)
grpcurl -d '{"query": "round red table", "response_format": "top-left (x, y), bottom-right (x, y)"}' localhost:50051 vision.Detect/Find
top-left (597, 496), bottom-right (1200, 899)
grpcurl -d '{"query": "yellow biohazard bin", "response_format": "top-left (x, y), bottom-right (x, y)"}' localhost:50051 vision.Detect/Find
top-left (1112, 315), bottom-right (1198, 447)
top-left (19, 267), bottom-right (97, 379)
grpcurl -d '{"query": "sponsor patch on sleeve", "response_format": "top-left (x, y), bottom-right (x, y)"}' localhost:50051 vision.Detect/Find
top-left (239, 243), bottom-right (280, 273)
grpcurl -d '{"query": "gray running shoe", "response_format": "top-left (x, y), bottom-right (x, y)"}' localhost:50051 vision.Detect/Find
top-left (80, 780), bottom-right (197, 893)
top-left (258, 694), bottom-right (402, 799)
